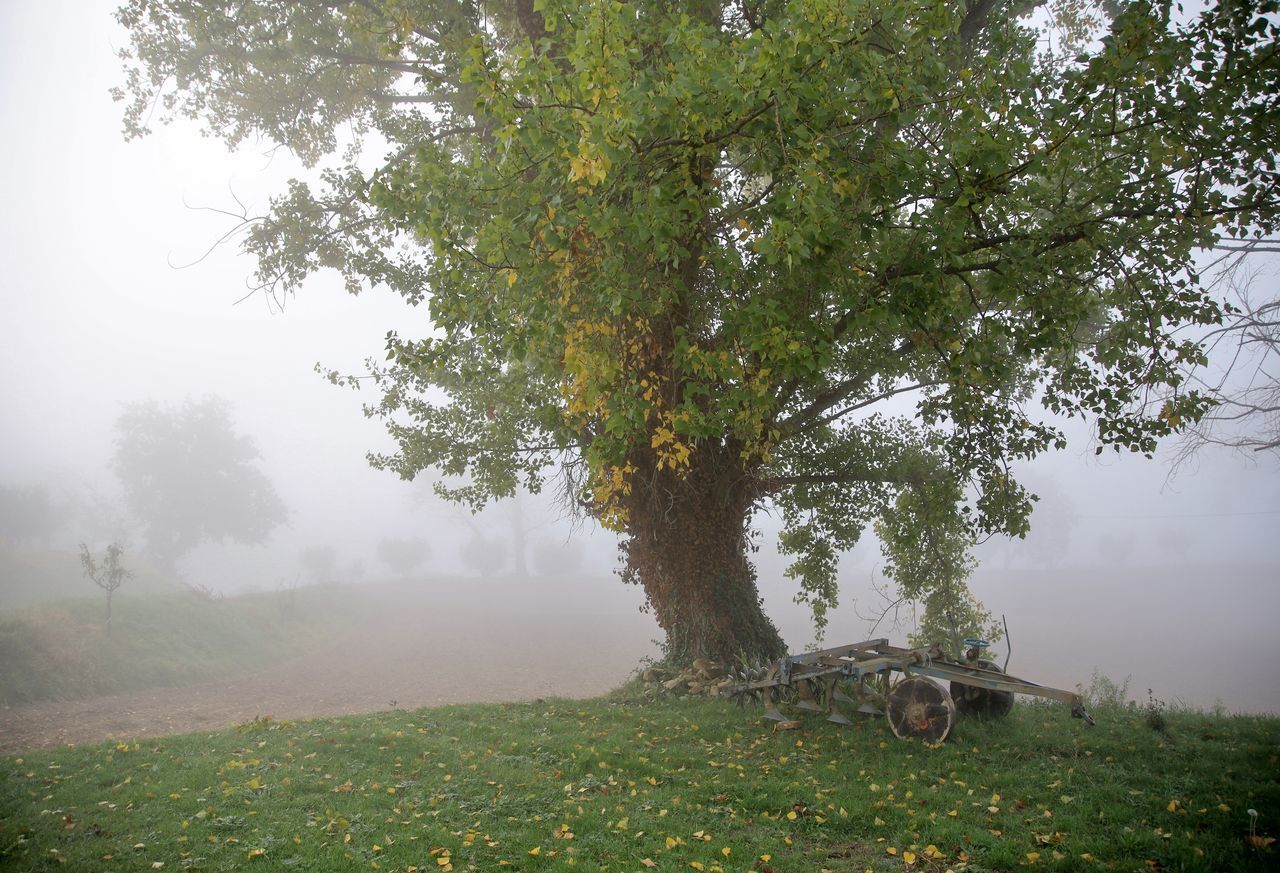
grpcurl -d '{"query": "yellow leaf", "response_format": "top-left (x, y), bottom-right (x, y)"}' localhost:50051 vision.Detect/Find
top-left (666, 837), bottom-right (678, 850)
top-left (903, 850), bottom-right (917, 864)
top-left (641, 861), bottom-right (657, 869)
top-left (247, 848), bottom-right (266, 859)
top-left (787, 811), bottom-right (798, 821)
top-left (1026, 852), bottom-right (1041, 861)
top-left (886, 847), bottom-right (898, 856)
top-left (1167, 800), bottom-right (1178, 813)
top-left (689, 864), bottom-right (705, 871)
top-left (528, 847), bottom-right (541, 856)
top-left (760, 855), bottom-right (772, 862)
top-left (721, 847), bottom-right (730, 857)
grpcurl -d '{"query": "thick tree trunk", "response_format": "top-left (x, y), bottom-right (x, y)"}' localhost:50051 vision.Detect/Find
top-left (621, 442), bottom-right (786, 667)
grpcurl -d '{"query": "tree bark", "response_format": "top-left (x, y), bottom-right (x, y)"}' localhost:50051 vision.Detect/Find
top-left (620, 442), bottom-right (786, 667)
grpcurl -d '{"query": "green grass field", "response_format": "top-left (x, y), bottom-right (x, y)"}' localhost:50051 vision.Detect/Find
top-left (0, 585), bottom-right (367, 705)
top-left (2, 689), bottom-right (1276, 872)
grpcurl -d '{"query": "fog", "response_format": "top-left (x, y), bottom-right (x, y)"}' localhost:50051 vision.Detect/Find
top-left (1, 0), bottom-right (1277, 742)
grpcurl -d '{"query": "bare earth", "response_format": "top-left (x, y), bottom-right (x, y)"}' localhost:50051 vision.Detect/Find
top-left (0, 580), bottom-right (658, 755)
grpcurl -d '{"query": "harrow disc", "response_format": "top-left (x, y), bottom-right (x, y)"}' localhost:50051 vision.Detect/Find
top-left (950, 661), bottom-right (1015, 721)
top-left (886, 676), bottom-right (956, 743)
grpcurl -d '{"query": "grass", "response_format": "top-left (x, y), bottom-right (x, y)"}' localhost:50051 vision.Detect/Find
top-left (0, 542), bottom-right (180, 609)
top-left (0, 585), bottom-right (368, 705)
top-left (1, 689), bottom-right (1276, 872)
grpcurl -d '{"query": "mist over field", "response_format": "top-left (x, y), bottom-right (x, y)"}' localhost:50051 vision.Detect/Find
top-left (1, 0), bottom-right (1278, 759)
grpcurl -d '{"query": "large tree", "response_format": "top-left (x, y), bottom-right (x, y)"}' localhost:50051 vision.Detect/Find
top-left (116, 1), bottom-right (1278, 663)
top-left (113, 396), bottom-right (288, 571)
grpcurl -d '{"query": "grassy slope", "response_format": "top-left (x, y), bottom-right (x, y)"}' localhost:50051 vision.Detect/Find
top-left (0, 542), bottom-right (180, 609)
top-left (1, 693), bottom-right (1276, 872)
top-left (0, 586), bottom-right (367, 705)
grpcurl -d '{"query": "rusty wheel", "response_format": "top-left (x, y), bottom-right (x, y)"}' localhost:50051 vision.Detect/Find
top-left (950, 661), bottom-right (1015, 720)
top-left (886, 676), bottom-right (956, 743)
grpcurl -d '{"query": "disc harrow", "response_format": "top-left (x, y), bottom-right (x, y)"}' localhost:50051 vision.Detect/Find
top-left (720, 638), bottom-right (1093, 743)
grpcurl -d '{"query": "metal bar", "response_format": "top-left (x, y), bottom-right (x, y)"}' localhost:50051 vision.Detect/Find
top-left (907, 661), bottom-right (1084, 707)
top-left (780, 639), bottom-right (890, 665)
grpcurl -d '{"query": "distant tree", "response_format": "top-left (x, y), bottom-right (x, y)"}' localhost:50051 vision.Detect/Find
top-left (376, 536), bottom-right (431, 578)
top-left (459, 533), bottom-right (507, 577)
top-left (0, 482), bottom-right (62, 547)
top-left (112, 396), bottom-right (288, 573)
top-left (531, 535), bottom-right (585, 578)
top-left (1097, 531), bottom-right (1137, 567)
top-left (1155, 526), bottom-right (1192, 561)
top-left (346, 557), bottom-right (368, 583)
top-left (79, 542), bottom-right (133, 636)
top-left (299, 544), bottom-right (338, 583)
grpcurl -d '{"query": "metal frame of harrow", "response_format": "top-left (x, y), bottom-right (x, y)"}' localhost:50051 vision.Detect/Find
top-left (722, 637), bottom-right (1094, 730)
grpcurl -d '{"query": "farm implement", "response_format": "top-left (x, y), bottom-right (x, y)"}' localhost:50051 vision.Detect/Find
top-left (721, 638), bottom-right (1094, 743)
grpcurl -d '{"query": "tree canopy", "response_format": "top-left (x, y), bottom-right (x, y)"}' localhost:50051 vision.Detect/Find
top-left (113, 396), bottom-right (288, 572)
top-left (117, 0), bottom-right (1279, 663)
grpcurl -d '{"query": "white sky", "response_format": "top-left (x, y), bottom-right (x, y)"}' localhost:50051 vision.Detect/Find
top-left (1, 1), bottom-right (1277, 710)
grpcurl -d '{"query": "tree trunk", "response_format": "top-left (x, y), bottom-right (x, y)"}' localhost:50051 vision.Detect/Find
top-left (621, 442), bottom-right (786, 667)
top-left (105, 589), bottom-right (113, 638)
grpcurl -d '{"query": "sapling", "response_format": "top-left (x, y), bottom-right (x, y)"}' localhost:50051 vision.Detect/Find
top-left (79, 542), bottom-right (133, 637)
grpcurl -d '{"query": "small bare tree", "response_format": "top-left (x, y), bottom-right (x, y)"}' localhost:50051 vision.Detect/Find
top-left (79, 542), bottom-right (133, 637)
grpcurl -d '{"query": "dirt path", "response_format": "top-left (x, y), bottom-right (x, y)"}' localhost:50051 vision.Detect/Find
top-left (0, 581), bottom-right (658, 754)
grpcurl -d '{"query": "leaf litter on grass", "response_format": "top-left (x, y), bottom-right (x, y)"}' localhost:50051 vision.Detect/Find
top-left (1, 695), bottom-right (1277, 871)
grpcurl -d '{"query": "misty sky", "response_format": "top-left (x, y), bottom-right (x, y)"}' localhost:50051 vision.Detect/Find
top-left (1, 1), bottom-right (1277, 710)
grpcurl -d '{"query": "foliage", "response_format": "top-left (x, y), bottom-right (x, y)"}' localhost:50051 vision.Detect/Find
top-left (112, 396), bottom-right (288, 572)
top-left (376, 536), bottom-right (432, 577)
top-left (78, 542), bottom-right (133, 637)
top-left (116, 1), bottom-right (1280, 662)
top-left (3, 694), bottom-right (1278, 870)
top-left (1079, 667), bottom-right (1134, 709)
